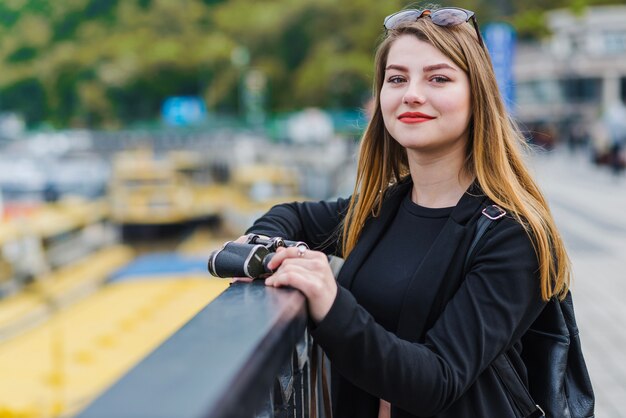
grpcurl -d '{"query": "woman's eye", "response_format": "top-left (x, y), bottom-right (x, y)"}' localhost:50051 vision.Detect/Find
top-left (387, 75), bottom-right (405, 84)
top-left (431, 76), bottom-right (450, 83)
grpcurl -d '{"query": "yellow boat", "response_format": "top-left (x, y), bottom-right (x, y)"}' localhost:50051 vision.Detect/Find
top-left (220, 163), bottom-right (307, 236)
top-left (0, 197), bottom-right (228, 417)
top-left (108, 149), bottom-right (225, 227)
top-left (0, 197), bottom-right (134, 338)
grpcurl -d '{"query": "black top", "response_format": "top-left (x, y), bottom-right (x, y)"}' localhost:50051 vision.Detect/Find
top-left (246, 180), bottom-right (546, 418)
top-left (352, 191), bottom-right (453, 332)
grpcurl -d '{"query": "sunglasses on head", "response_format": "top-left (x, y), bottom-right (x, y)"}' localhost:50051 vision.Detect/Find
top-left (383, 8), bottom-right (484, 47)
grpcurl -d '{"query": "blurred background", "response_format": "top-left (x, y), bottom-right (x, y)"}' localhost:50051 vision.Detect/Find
top-left (0, 0), bottom-right (625, 417)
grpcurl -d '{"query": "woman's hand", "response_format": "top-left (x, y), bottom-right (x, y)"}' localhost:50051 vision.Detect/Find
top-left (265, 246), bottom-right (337, 324)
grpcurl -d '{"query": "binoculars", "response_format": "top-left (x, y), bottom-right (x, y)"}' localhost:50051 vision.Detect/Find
top-left (207, 234), bottom-right (309, 279)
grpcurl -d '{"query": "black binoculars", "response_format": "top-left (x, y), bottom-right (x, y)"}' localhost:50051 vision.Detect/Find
top-left (207, 234), bottom-right (309, 279)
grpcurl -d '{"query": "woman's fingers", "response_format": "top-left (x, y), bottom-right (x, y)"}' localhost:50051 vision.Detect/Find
top-left (264, 251), bottom-right (337, 323)
top-left (267, 245), bottom-right (314, 270)
top-left (233, 235), bottom-right (249, 244)
top-left (265, 262), bottom-right (315, 286)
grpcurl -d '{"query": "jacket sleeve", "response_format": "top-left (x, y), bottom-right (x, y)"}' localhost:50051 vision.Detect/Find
top-left (245, 197), bottom-right (351, 255)
top-left (310, 217), bottom-right (546, 416)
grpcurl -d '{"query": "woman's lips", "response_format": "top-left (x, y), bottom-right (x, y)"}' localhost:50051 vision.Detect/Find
top-left (398, 112), bottom-right (435, 123)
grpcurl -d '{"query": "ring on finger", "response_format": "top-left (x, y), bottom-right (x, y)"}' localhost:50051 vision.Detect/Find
top-left (297, 245), bottom-right (307, 258)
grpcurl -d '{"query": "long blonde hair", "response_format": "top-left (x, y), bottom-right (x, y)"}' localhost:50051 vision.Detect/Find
top-left (342, 17), bottom-right (569, 301)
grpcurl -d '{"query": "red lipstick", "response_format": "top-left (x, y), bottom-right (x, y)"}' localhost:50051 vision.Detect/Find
top-left (398, 112), bottom-right (435, 124)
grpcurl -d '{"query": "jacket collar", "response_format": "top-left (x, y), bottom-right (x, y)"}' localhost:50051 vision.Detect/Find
top-left (337, 179), bottom-right (484, 288)
top-left (337, 178), bottom-right (488, 341)
top-left (336, 180), bottom-right (412, 290)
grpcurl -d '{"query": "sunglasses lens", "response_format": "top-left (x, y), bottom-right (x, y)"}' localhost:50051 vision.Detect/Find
top-left (384, 10), bottom-right (422, 30)
top-left (383, 8), bottom-right (483, 47)
top-left (431, 8), bottom-right (470, 26)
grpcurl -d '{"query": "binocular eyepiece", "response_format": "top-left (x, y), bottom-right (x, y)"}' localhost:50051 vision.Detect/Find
top-left (207, 235), bottom-right (309, 279)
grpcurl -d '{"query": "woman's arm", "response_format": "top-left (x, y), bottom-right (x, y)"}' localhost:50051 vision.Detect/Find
top-left (245, 197), bottom-right (351, 255)
top-left (310, 218), bottom-right (546, 416)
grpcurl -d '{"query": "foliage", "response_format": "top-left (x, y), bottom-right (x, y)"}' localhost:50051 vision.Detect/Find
top-left (0, 0), bottom-right (622, 128)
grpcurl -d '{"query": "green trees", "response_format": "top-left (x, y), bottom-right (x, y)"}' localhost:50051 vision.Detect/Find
top-left (0, 0), bottom-right (620, 128)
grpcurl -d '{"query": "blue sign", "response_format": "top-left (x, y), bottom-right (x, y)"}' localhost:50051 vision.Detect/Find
top-left (484, 23), bottom-right (516, 114)
top-left (161, 96), bottom-right (207, 126)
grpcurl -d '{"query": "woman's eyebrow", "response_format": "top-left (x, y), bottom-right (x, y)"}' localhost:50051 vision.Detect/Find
top-left (384, 64), bottom-right (408, 72)
top-left (385, 63), bottom-right (457, 72)
top-left (423, 63), bottom-right (456, 72)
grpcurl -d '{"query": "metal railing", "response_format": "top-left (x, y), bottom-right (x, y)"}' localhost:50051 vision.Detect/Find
top-left (76, 280), bottom-right (326, 418)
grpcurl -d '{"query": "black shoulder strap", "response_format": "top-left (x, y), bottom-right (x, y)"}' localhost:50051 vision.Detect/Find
top-left (457, 205), bottom-right (546, 417)
top-left (463, 204), bottom-right (506, 274)
top-left (423, 204), bottom-right (506, 341)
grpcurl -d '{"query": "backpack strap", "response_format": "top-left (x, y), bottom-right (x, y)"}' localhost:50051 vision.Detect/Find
top-left (461, 205), bottom-right (546, 417)
top-left (492, 355), bottom-right (546, 418)
top-left (463, 205), bottom-right (506, 274)
top-left (424, 204), bottom-right (506, 339)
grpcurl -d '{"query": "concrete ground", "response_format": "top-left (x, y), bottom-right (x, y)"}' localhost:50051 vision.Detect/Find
top-left (529, 148), bottom-right (626, 417)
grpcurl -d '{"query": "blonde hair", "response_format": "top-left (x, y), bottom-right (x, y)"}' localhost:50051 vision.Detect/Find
top-left (342, 17), bottom-right (570, 301)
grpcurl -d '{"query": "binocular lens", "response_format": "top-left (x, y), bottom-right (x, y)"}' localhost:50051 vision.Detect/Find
top-left (208, 242), bottom-right (272, 279)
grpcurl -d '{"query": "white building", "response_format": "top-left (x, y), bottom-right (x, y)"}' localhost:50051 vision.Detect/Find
top-left (514, 6), bottom-right (626, 130)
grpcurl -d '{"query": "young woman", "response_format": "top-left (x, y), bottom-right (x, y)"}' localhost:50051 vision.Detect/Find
top-left (242, 7), bottom-right (570, 417)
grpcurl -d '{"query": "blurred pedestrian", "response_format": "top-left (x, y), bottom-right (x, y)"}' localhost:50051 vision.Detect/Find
top-left (590, 116), bottom-right (611, 165)
top-left (603, 101), bottom-right (626, 175)
top-left (235, 6), bottom-right (588, 418)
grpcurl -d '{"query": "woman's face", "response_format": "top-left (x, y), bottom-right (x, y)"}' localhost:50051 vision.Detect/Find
top-left (380, 35), bottom-right (471, 157)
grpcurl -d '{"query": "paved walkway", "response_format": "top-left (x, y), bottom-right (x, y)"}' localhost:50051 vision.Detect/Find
top-left (529, 148), bottom-right (626, 417)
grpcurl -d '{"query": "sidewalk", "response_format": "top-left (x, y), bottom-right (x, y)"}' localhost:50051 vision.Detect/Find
top-left (530, 149), bottom-right (626, 417)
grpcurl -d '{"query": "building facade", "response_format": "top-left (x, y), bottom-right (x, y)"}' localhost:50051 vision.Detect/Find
top-left (514, 6), bottom-right (626, 143)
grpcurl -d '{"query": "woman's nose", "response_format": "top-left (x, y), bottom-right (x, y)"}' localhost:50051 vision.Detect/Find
top-left (402, 82), bottom-right (426, 104)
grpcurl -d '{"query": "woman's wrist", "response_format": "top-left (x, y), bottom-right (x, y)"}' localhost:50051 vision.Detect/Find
top-left (310, 281), bottom-right (338, 324)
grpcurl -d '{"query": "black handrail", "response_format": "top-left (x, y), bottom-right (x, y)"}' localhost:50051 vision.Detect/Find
top-left (76, 280), bottom-right (313, 418)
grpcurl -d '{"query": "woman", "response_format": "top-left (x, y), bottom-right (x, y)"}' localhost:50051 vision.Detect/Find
top-left (242, 7), bottom-right (570, 417)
